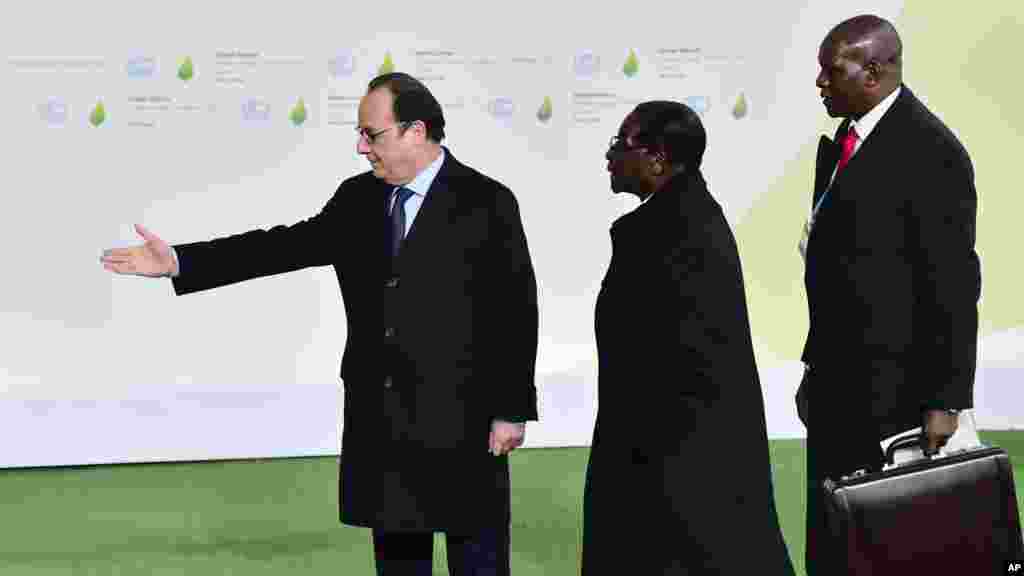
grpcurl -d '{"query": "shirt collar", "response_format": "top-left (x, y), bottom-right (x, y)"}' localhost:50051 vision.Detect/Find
top-left (396, 148), bottom-right (445, 198)
top-left (851, 86), bottom-right (901, 141)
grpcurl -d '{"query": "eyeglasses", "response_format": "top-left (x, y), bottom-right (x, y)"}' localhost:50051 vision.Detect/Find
top-left (608, 135), bottom-right (647, 153)
top-left (356, 121), bottom-right (412, 144)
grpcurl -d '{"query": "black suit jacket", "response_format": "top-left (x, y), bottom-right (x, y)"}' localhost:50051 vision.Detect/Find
top-left (803, 85), bottom-right (980, 437)
top-left (171, 149), bottom-right (539, 531)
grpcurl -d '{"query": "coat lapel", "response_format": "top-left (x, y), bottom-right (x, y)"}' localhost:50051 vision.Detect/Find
top-left (828, 86), bottom-right (912, 193)
top-left (813, 134), bottom-right (840, 206)
top-left (384, 183), bottom-right (395, 260)
top-left (393, 150), bottom-right (457, 272)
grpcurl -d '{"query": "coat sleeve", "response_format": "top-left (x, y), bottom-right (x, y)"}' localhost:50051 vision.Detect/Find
top-left (907, 142), bottom-right (980, 410)
top-left (483, 186), bottom-right (539, 422)
top-left (171, 183), bottom-right (351, 296)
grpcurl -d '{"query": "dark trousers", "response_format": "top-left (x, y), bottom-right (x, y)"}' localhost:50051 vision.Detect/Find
top-left (804, 370), bottom-right (886, 576)
top-left (372, 525), bottom-right (510, 576)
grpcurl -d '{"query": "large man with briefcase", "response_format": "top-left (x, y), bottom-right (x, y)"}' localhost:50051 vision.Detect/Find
top-left (796, 14), bottom-right (986, 575)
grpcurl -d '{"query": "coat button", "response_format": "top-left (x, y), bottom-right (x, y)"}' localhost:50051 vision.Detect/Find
top-left (383, 375), bottom-right (393, 389)
top-left (385, 277), bottom-right (399, 288)
top-left (384, 327), bottom-right (395, 337)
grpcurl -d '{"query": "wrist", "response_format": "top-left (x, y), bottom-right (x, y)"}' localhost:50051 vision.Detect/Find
top-left (168, 246), bottom-right (180, 277)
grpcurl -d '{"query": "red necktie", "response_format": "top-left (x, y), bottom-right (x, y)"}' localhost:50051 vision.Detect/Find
top-left (836, 126), bottom-right (860, 174)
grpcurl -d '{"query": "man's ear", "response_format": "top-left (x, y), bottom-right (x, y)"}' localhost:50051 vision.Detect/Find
top-left (863, 60), bottom-right (882, 87)
top-left (407, 119), bottom-right (428, 140)
top-left (649, 152), bottom-right (666, 175)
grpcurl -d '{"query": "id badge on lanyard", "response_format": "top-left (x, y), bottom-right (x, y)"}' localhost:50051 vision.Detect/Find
top-left (798, 188), bottom-right (831, 261)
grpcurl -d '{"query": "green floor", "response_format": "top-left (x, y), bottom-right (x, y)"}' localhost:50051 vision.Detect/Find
top-left (1, 432), bottom-right (1021, 575)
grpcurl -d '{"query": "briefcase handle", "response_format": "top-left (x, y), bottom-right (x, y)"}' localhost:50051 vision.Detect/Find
top-left (884, 432), bottom-right (925, 465)
top-left (832, 434), bottom-right (933, 482)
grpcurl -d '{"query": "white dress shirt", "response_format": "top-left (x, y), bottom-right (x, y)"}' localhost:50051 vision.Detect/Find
top-left (827, 86), bottom-right (902, 186)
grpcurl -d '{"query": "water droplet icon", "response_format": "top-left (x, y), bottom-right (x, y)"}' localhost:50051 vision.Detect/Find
top-left (290, 98), bottom-right (307, 126)
top-left (732, 92), bottom-right (748, 119)
top-left (623, 49), bottom-right (639, 78)
top-left (378, 52), bottom-right (395, 75)
top-left (89, 101), bottom-right (106, 127)
top-left (178, 56), bottom-right (194, 82)
top-left (537, 96), bottom-right (553, 123)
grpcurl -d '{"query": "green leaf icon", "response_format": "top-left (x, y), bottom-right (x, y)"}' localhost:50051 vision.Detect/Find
top-left (732, 92), bottom-right (748, 119)
top-left (536, 96), bottom-right (553, 123)
top-left (378, 51), bottom-right (395, 75)
top-left (89, 101), bottom-right (106, 127)
top-left (623, 49), bottom-right (639, 77)
top-left (178, 56), bottom-right (194, 82)
top-left (290, 98), bottom-right (307, 126)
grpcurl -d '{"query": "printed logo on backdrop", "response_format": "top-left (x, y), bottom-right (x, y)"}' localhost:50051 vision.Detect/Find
top-left (685, 95), bottom-right (709, 116)
top-left (39, 97), bottom-right (69, 126)
top-left (488, 97), bottom-right (516, 124)
top-left (125, 54), bottom-right (157, 79)
top-left (329, 50), bottom-right (356, 78)
top-left (731, 92), bottom-right (749, 119)
top-left (378, 51), bottom-right (396, 75)
top-left (536, 96), bottom-right (553, 124)
top-left (177, 56), bottom-right (195, 82)
top-left (622, 49), bottom-right (639, 78)
top-left (241, 98), bottom-right (272, 125)
top-left (89, 101), bottom-right (106, 127)
top-left (289, 98), bottom-right (307, 126)
top-left (573, 50), bottom-right (600, 79)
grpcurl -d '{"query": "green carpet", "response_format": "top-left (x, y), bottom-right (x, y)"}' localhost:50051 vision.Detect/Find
top-left (0, 432), bottom-right (1020, 575)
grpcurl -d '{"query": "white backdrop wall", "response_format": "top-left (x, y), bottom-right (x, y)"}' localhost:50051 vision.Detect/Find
top-left (1, 1), bottom-right (1019, 468)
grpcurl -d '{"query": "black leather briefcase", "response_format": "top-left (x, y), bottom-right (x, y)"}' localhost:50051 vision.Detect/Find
top-left (823, 434), bottom-right (1023, 575)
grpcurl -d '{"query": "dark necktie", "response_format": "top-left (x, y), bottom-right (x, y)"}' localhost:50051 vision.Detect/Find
top-left (390, 187), bottom-right (415, 259)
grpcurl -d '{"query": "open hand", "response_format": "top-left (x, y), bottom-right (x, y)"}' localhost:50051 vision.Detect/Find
top-left (101, 224), bottom-right (177, 278)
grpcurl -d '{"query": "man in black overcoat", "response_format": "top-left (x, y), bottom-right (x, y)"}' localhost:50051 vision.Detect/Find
top-left (102, 72), bottom-right (539, 576)
top-left (581, 100), bottom-right (795, 574)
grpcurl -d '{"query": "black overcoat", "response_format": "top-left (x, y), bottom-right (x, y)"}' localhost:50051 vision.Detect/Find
top-left (582, 172), bottom-right (794, 574)
top-left (172, 149), bottom-right (539, 531)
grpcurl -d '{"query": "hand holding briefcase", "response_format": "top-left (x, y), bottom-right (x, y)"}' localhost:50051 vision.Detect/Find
top-left (823, 432), bottom-right (1023, 574)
